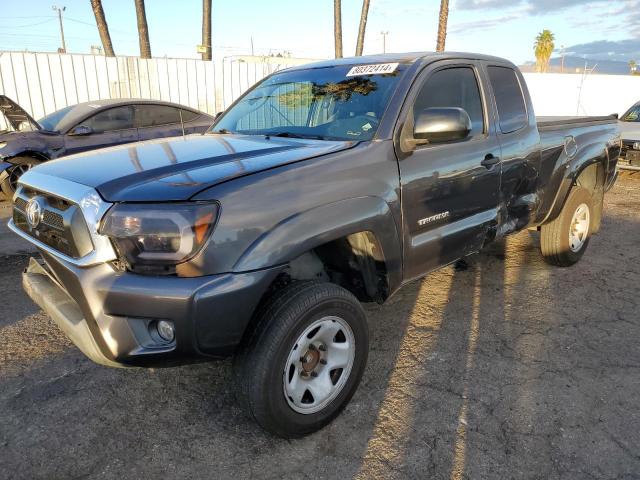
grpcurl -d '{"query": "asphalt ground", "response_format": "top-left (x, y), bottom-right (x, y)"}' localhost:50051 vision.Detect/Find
top-left (0, 172), bottom-right (639, 479)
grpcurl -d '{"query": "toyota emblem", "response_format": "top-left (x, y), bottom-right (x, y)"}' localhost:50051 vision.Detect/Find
top-left (25, 197), bottom-right (44, 228)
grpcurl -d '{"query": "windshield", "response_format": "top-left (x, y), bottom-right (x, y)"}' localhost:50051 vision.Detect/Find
top-left (621, 104), bottom-right (640, 122)
top-left (38, 105), bottom-right (75, 131)
top-left (212, 64), bottom-right (406, 141)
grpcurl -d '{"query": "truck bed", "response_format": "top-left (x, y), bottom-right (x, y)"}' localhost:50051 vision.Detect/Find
top-left (537, 115), bottom-right (618, 131)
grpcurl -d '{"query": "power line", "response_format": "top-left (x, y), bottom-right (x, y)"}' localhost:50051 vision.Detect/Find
top-left (0, 19), bottom-right (56, 29)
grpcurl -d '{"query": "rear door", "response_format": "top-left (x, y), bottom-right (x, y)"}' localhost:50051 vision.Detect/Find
top-left (135, 104), bottom-right (184, 140)
top-left (397, 61), bottom-right (502, 281)
top-left (64, 105), bottom-right (138, 155)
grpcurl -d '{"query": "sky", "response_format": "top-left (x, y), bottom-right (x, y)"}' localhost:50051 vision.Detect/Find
top-left (1, 0), bottom-right (639, 65)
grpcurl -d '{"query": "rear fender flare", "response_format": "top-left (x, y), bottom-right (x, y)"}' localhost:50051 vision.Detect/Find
top-left (544, 147), bottom-right (608, 224)
top-left (233, 196), bottom-right (403, 290)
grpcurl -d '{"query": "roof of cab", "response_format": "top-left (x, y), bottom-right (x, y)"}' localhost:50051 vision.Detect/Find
top-left (285, 51), bottom-right (516, 71)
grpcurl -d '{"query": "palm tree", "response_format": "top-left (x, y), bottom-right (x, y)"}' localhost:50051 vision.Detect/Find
top-left (334, 0), bottom-right (343, 58)
top-left (436, 0), bottom-right (449, 52)
top-left (134, 0), bottom-right (152, 59)
top-left (90, 0), bottom-right (115, 57)
top-left (201, 0), bottom-right (212, 60)
top-left (355, 0), bottom-right (370, 56)
top-left (534, 30), bottom-right (555, 73)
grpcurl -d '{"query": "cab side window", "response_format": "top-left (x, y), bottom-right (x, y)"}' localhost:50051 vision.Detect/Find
top-left (413, 67), bottom-right (485, 137)
top-left (487, 66), bottom-right (528, 133)
top-left (136, 105), bottom-right (181, 128)
top-left (83, 106), bottom-right (134, 133)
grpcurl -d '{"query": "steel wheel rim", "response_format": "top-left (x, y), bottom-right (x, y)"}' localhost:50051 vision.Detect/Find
top-left (569, 203), bottom-right (590, 252)
top-left (283, 315), bottom-right (356, 415)
top-left (9, 164), bottom-right (31, 192)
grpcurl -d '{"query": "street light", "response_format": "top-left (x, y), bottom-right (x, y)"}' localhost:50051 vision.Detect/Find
top-left (52, 5), bottom-right (66, 54)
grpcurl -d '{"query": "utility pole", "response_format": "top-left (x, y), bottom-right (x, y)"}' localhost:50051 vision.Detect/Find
top-left (381, 31), bottom-right (389, 54)
top-left (52, 5), bottom-right (66, 53)
top-left (201, 0), bottom-right (212, 61)
top-left (560, 45), bottom-right (565, 73)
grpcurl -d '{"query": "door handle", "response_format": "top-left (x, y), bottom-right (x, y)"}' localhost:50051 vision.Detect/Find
top-left (481, 154), bottom-right (500, 168)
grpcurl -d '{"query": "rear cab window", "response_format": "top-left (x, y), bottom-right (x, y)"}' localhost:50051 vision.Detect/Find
top-left (487, 66), bottom-right (528, 134)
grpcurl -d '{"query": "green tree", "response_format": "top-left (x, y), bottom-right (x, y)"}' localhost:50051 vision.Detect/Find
top-left (629, 60), bottom-right (637, 75)
top-left (534, 29), bottom-right (555, 73)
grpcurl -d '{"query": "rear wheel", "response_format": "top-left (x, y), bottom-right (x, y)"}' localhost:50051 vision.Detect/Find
top-left (540, 186), bottom-right (593, 266)
top-left (1, 160), bottom-right (33, 198)
top-left (233, 281), bottom-right (369, 438)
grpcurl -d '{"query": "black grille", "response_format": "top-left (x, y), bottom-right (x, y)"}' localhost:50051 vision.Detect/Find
top-left (42, 210), bottom-right (64, 230)
top-left (12, 187), bottom-right (94, 258)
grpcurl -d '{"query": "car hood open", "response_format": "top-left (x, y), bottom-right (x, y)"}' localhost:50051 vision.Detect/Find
top-left (0, 95), bottom-right (41, 132)
top-left (26, 134), bottom-right (356, 201)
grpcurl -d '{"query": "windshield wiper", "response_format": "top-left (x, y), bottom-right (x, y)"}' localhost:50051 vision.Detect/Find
top-left (269, 132), bottom-right (328, 140)
top-left (209, 128), bottom-right (233, 134)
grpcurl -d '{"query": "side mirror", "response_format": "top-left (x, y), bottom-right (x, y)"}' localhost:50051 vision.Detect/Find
top-left (414, 107), bottom-right (472, 143)
top-left (69, 125), bottom-right (93, 136)
top-left (214, 112), bottom-right (223, 120)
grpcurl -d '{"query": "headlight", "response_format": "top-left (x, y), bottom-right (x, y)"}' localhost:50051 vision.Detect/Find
top-left (0, 141), bottom-right (7, 149)
top-left (100, 202), bottom-right (218, 270)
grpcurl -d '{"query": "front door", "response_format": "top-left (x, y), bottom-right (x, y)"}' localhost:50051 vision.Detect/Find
top-left (397, 62), bottom-right (502, 281)
top-left (64, 105), bottom-right (138, 155)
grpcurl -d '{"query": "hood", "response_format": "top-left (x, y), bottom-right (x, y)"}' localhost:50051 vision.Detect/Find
top-left (26, 134), bottom-right (356, 201)
top-left (0, 95), bottom-right (40, 132)
top-left (618, 120), bottom-right (640, 141)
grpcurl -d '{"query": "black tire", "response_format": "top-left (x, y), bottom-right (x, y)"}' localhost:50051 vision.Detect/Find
top-left (1, 160), bottom-right (33, 199)
top-left (233, 281), bottom-right (369, 438)
top-left (540, 186), bottom-right (593, 266)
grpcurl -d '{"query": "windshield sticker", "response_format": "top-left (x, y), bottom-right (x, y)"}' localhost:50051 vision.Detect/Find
top-left (346, 63), bottom-right (399, 77)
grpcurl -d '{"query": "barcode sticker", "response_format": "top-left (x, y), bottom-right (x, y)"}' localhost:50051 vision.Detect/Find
top-left (346, 63), bottom-right (399, 77)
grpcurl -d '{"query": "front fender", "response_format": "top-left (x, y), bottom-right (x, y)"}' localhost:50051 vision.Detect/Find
top-left (0, 161), bottom-right (12, 174)
top-left (234, 196), bottom-right (403, 290)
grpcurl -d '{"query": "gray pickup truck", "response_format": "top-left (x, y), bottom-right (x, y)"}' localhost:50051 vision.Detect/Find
top-left (10, 52), bottom-right (620, 438)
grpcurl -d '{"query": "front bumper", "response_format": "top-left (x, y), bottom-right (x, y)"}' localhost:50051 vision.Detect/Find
top-left (23, 252), bottom-right (283, 367)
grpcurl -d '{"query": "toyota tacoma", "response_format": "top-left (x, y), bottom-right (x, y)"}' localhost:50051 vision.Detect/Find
top-left (10, 53), bottom-right (620, 438)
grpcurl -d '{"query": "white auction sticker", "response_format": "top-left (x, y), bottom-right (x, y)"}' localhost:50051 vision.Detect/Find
top-left (346, 63), bottom-right (399, 77)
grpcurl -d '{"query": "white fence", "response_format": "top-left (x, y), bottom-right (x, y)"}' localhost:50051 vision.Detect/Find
top-left (1, 51), bottom-right (639, 130)
top-left (523, 72), bottom-right (640, 117)
top-left (0, 51), bottom-right (315, 130)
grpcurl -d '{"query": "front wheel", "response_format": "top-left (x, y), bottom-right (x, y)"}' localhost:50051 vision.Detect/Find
top-left (233, 281), bottom-right (369, 438)
top-left (540, 186), bottom-right (594, 266)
